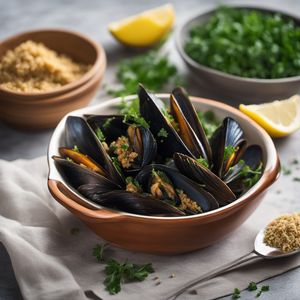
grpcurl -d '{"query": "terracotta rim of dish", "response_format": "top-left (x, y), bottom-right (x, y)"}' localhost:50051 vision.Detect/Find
top-left (176, 4), bottom-right (300, 83)
top-left (48, 95), bottom-right (280, 223)
top-left (1, 55), bottom-right (106, 106)
top-left (0, 28), bottom-right (105, 98)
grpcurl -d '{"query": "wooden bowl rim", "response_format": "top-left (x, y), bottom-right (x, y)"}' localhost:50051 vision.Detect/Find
top-left (0, 28), bottom-right (105, 98)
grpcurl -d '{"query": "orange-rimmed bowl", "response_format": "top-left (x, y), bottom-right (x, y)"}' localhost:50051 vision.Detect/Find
top-left (47, 95), bottom-right (280, 254)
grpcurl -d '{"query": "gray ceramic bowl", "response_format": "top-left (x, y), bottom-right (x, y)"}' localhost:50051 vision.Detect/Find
top-left (176, 5), bottom-right (300, 103)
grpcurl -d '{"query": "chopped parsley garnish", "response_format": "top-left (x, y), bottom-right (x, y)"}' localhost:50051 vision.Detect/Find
top-left (107, 50), bottom-right (179, 97)
top-left (197, 110), bottom-right (220, 138)
top-left (125, 176), bottom-right (142, 190)
top-left (196, 157), bottom-right (209, 168)
top-left (118, 98), bottom-right (140, 115)
top-left (293, 177), bottom-right (300, 182)
top-left (231, 288), bottom-right (241, 299)
top-left (121, 143), bottom-right (129, 150)
top-left (92, 243), bottom-right (107, 262)
top-left (256, 285), bottom-right (270, 297)
top-left (73, 145), bottom-right (79, 152)
top-left (282, 166), bottom-right (292, 175)
top-left (123, 113), bottom-right (149, 129)
top-left (241, 162), bottom-right (263, 188)
top-left (103, 117), bottom-right (114, 129)
top-left (157, 128), bottom-right (168, 138)
top-left (185, 6), bottom-right (300, 79)
top-left (247, 281), bottom-right (258, 291)
top-left (91, 244), bottom-right (154, 295)
top-left (95, 127), bottom-right (105, 142)
top-left (104, 259), bottom-right (154, 294)
top-left (117, 98), bottom-right (150, 128)
top-left (292, 159), bottom-right (299, 165)
top-left (224, 145), bottom-right (235, 161)
top-left (111, 156), bottom-right (122, 173)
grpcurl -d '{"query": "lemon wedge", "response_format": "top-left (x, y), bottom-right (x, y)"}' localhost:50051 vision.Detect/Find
top-left (239, 95), bottom-right (300, 138)
top-left (108, 4), bottom-right (175, 47)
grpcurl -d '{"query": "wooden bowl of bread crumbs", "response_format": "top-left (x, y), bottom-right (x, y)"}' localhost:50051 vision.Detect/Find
top-left (0, 40), bottom-right (91, 93)
top-left (0, 29), bottom-right (106, 129)
top-left (264, 213), bottom-right (300, 252)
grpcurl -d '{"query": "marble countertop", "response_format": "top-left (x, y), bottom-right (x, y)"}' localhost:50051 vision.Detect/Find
top-left (1, 0), bottom-right (300, 299)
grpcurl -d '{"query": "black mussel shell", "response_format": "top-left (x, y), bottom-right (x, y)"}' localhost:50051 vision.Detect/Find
top-left (138, 85), bottom-right (192, 158)
top-left (170, 94), bottom-right (209, 161)
top-left (86, 115), bottom-right (127, 145)
top-left (127, 125), bottom-right (157, 168)
top-left (65, 116), bottom-right (124, 186)
top-left (223, 144), bottom-right (263, 184)
top-left (53, 156), bottom-right (120, 191)
top-left (136, 164), bottom-right (219, 212)
top-left (171, 87), bottom-right (212, 163)
top-left (77, 188), bottom-right (184, 216)
top-left (173, 153), bottom-right (236, 206)
top-left (210, 117), bottom-right (247, 177)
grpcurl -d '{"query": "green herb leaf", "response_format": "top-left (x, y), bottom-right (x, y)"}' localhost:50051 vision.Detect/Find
top-left (241, 163), bottom-right (263, 188)
top-left (123, 113), bottom-right (149, 129)
top-left (157, 128), bottom-right (168, 138)
top-left (104, 259), bottom-right (154, 295)
top-left (73, 145), bottom-right (79, 152)
top-left (111, 157), bottom-right (122, 173)
top-left (293, 177), bottom-right (300, 182)
top-left (103, 117), bottom-right (114, 129)
top-left (256, 285), bottom-right (270, 297)
top-left (261, 285), bottom-right (270, 292)
top-left (232, 288), bottom-right (241, 299)
top-left (185, 6), bottom-right (300, 79)
top-left (292, 159), bottom-right (299, 165)
top-left (95, 127), bottom-right (105, 142)
top-left (108, 51), bottom-right (180, 97)
top-left (247, 281), bottom-right (258, 291)
top-left (92, 243), bottom-right (107, 262)
top-left (282, 166), bottom-right (292, 175)
top-left (196, 157), bottom-right (209, 168)
top-left (224, 145), bottom-right (235, 161)
top-left (197, 110), bottom-right (220, 138)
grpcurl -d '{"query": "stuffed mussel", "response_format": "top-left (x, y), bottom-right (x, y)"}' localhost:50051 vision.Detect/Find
top-left (53, 85), bottom-right (263, 217)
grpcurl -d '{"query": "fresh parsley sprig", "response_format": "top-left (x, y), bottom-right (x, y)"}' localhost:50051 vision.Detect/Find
top-left (92, 243), bottom-right (155, 295)
top-left (108, 50), bottom-right (179, 97)
top-left (104, 259), bottom-right (154, 295)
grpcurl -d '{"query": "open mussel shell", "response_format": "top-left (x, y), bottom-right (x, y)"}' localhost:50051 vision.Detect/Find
top-left (223, 144), bottom-right (263, 184)
top-left (136, 164), bottom-right (219, 212)
top-left (65, 116), bottom-right (124, 186)
top-left (53, 156), bottom-right (120, 192)
top-left (127, 125), bottom-right (157, 169)
top-left (210, 117), bottom-right (247, 177)
top-left (170, 94), bottom-right (209, 161)
top-left (77, 188), bottom-right (184, 216)
top-left (138, 85), bottom-right (192, 158)
top-left (59, 147), bottom-right (106, 176)
top-left (86, 115), bottom-right (127, 145)
top-left (171, 87), bottom-right (212, 163)
top-left (173, 153), bottom-right (236, 206)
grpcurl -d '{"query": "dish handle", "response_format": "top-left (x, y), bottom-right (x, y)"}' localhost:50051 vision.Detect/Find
top-left (48, 179), bottom-right (124, 223)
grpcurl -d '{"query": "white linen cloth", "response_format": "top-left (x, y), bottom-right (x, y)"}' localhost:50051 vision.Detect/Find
top-left (0, 156), bottom-right (299, 300)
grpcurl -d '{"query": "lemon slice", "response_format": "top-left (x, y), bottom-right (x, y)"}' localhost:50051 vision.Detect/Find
top-left (108, 4), bottom-right (175, 47)
top-left (239, 95), bottom-right (300, 138)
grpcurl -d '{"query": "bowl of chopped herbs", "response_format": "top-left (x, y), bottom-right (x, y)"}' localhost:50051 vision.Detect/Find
top-left (177, 5), bottom-right (300, 102)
